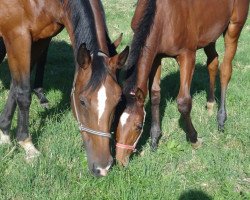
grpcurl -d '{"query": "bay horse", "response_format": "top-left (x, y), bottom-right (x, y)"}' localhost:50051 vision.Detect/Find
top-left (0, 37), bottom-right (50, 108)
top-left (0, 0), bottom-right (129, 176)
top-left (115, 0), bottom-right (249, 166)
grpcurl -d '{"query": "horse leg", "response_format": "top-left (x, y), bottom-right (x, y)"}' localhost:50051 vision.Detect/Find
top-left (204, 43), bottom-right (219, 116)
top-left (218, 15), bottom-right (247, 132)
top-left (4, 32), bottom-right (40, 161)
top-left (33, 45), bottom-right (49, 108)
top-left (149, 57), bottom-right (161, 151)
top-left (176, 51), bottom-right (202, 149)
top-left (0, 38), bottom-right (15, 145)
top-left (0, 37), bottom-right (6, 63)
top-left (0, 83), bottom-right (16, 145)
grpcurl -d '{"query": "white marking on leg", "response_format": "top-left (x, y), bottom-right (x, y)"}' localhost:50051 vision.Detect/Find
top-left (207, 101), bottom-right (215, 116)
top-left (19, 139), bottom-right (40, 161)
top-left (0, 130), bottom-right (11, 145)
top-left (97, 85), bottom-right (107, 124)
top-left (120, 112), bottom-right (129, 127)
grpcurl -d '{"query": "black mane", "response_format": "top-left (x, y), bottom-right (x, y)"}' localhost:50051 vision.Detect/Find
top-left (65, 0), bottom-right (108, 92)
top-left (123, 0), bottom-right (157, 95)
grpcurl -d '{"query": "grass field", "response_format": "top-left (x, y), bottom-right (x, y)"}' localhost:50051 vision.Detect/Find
top-left (0, 1), bottom-right (250, 199)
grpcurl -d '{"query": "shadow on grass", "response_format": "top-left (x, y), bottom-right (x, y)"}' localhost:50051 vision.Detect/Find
top-left (136, 61), bottom-right (221, 152)
top-left (0, 39), bottom-right (75, 144)
top-left (179, 190), bottom-right (212, 200)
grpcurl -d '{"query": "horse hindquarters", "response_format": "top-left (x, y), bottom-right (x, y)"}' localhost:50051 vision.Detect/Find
top-left (218, 1), bottom-right (249, 131)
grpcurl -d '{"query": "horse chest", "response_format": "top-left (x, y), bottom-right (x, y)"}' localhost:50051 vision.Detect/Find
top-left (32, 23), bottom-right (63, 41)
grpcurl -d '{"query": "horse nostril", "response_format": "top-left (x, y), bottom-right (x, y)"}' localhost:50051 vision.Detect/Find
top-left (92, 164), bottom-right (110, 177)
top-left (96, 168), bottom-right (101, 175)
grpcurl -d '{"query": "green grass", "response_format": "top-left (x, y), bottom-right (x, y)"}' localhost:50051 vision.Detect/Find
top-left (0, 1), bottom-right (250, 199)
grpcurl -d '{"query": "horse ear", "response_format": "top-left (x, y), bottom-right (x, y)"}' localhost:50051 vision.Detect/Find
top-left (135, 88), bottom-right (145, 104)
top-left (112, 33), bottom-right (123, 48)
top-left (77, 43), bottom-right (91, 69)
top-left (108, 46), bottom-right (129, 70)
top-left (117, 46), bottom-right (129, 69)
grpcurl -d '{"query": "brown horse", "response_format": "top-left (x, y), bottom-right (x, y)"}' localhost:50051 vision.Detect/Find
top-left (115, 0), bottom-right (249, 166)
top-left (0, 0), bottom-right (129, 176)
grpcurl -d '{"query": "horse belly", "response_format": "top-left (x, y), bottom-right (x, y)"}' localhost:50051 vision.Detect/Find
top-left (195, 1), bottom-right (233, 48)
top-left (197, 23), bottom-right (229, 48)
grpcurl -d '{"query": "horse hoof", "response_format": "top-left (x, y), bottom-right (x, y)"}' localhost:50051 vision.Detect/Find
top-left (206, 102), bottom-right (215, 116)
top-left (0, 130), bottom-right (11, 145)
top-left (33, 88), bottom-right (49, 108)
top-left (218, 125), bottom-right (225, 132)
top-left (25, 149), bottom-right (41, 163)
top-left (191, 138), bottom-right (203, 149)
top-left (18, 139), bottom-right (41, 163)
top-left (150, 140), bottom-right (158, 152)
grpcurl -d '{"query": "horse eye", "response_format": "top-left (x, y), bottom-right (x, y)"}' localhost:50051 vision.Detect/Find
top-left (136, 123), bottom-right (143, 131)
top-left (80, 99), bottom-right (85, 106)
top-left (79, 96), bottom-right (87, 107)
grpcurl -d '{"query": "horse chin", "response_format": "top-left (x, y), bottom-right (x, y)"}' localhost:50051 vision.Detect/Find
top-left (85, 147), bottom-right (113, 177)
top-left (116, 150), bottom-right (130, 167)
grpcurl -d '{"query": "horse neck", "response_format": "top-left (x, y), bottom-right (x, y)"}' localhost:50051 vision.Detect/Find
top-left (89, 0), bottom-right (110, 56)
top-left (125, 0), bottom-right (158, 96)
top-left (61, 0), bottom-right (100, 55)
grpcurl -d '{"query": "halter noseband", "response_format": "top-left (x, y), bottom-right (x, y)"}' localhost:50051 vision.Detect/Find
top-left (116, 130), bottom-right (143, 152)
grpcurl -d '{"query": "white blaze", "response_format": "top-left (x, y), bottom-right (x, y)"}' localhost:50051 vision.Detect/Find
top-left (120, 112), bottom-right (130, 127)
top-left (97, 85), bottom-right (107, 124)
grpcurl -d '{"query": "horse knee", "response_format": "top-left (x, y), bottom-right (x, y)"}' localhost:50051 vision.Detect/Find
top-left (177, 96), bottom-right (192, 115)
top-left (151, 89), bottom-right (160, 105)
top-left (208, 57), bottom-right (219, 72)
top-left (16, 88), bottom-right (31, 109)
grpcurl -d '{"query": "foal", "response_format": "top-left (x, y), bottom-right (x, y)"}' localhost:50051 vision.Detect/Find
top-left (115, 0), bottom-right (249, 166)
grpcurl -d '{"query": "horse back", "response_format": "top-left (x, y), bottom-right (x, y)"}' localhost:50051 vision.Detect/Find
top-left (0, 0), bottom-right (63, 41)
top-left (153, 0), bottom-right (248, 54)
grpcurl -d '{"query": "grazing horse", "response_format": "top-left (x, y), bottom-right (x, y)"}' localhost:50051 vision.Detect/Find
top-left (115, 0), bottom-right (249, 166)
top-left (0, 37), bottom-right (50, 108)
top-left (0, 0), bottom-right (129, 176)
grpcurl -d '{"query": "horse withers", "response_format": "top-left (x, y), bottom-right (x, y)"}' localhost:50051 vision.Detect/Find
top-left (0, 0), bottom-right (129, 176)
top-left (115, 0), bottom-right (249, 166)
